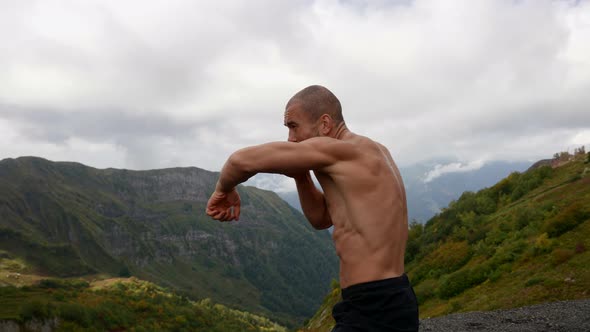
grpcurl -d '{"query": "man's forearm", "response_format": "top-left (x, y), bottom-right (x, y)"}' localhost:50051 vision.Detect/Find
top-left (294, 172), bottom-right (331, 229)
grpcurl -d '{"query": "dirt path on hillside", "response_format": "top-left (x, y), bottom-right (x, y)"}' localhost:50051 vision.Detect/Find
top-left (419, 299), bottom-right (590, 332)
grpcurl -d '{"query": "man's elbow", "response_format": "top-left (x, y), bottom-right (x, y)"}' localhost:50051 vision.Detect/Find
top-left (228, 150), bottom-right (252, 173)
top-left (308, 215), bottom-right (333, 230)
top-left (312, 222), bottom-right (332, 230)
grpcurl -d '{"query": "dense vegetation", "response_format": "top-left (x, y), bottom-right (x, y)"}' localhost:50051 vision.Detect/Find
top-left (0, 277), bottom-right (286, 331)
top-left (300, 152), bottom-right (590, 331)
top-left (0, 157), bottom-right (338, 327)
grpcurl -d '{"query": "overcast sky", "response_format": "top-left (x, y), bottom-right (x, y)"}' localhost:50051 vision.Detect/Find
top-left (1, 0), bottom-right (589, 182)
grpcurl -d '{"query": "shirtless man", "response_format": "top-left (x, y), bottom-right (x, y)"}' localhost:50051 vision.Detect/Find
top-left (206, 85), bottom-right (419, 331)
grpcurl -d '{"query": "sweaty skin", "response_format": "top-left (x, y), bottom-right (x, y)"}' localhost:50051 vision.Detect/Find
top-left (206, 102), bottom-right (408, 288)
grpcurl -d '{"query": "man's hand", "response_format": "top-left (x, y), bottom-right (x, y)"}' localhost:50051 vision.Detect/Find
top-left (206, 188), bottom-right (241, 222)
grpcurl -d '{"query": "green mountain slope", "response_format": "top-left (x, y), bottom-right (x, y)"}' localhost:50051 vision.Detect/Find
top-left (299, 153), bottom-right (590, 331)
top-left (0, 156), bottom-right (339, 327)
top-left (0, 277), bottom-right (287, 331)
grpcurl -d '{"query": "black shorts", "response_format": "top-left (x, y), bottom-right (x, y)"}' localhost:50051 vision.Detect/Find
top-left (331, 274), bottom-right (419, 332)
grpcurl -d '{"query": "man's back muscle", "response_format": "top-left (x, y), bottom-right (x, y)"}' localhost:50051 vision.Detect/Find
top-left (314, 134), bottom-right (408, 288)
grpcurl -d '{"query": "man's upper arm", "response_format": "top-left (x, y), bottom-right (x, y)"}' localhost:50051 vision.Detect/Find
top-left (235, 138), bottom-right (351, 175)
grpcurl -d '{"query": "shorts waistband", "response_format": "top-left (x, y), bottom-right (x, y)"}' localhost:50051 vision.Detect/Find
top-left (341, 274), bottom-right (410, 300)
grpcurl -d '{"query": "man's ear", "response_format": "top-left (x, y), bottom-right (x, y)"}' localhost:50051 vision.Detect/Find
top-left (320, 114), bottom-right (332, 135)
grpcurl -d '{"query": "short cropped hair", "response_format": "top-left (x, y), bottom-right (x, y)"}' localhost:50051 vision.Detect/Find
top-left (286, 85), bottom-right (344, 124)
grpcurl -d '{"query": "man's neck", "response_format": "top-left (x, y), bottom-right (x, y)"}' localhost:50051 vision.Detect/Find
top-left (332, 122), bottom-right (351, 140)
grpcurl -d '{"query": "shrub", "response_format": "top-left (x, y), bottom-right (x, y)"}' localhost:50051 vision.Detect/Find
top-left (488, 269), bottom-right (502, 282)
top-left (447, 300), bottom-right (462, 313)
top-left (490, 240), bottom-right (526, 265)
top-left (411, 241), bottom-right (471, 283)
top-left (330, 279), bottom-right (340, 290)
top-left (475, 194), bottom-right (497, 215)
top-left (529, 233), bottom-right (553, 257)
top-left (0, 286), bottom-right (18, 297)
top-left (485, 227), bottom-right (507, 246)
top-left (513, 206), bottom-right (543, 230)
top-left (543, 203), bottom-right (589, 238)
top-left (95, 301), bottom-right (134, 329)
top-left (413, 279), bottom-right (438, 305)
top-left (19, 300), bottom-right (55, 322)
top-left (38, 279), bottom-right (63, 289)
top-left (58, 303), bottom-right (93, 327)
top-left (551, 248), bottom-right (575, 266)
top-left (509, 166), bottom-right (552, 201)
top-left (52, 290), bottom-right (66, 302)
top-left (38, 278), bottom-right (89, 290)
top-left (488, 263), bottom-right (512, 283)
top-left (437, 264), bottom-right (490, 299)
top-left (543, 279), bottom-right (561, 289)
top-left (472, 240), bottom-right (492, 257)
top-left (405, 221), bottom-right (423, 263)
top-left (492, 173), bottom-right (519, 198)
top-left (525, 277), bottom-right (544, 287)
top-left (68, 279), bottom-right (90, 289)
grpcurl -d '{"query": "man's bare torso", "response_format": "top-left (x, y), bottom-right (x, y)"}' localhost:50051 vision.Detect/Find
top-left (314, 133), bottom-right (408, 288)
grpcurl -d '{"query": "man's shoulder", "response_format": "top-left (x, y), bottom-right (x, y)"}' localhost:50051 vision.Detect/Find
top-left (303, 136), bottom-right (359, 151)
top-left (303, 136), bottom-right (371, 163)
top-left (305, 133), bottom-right (374, 145)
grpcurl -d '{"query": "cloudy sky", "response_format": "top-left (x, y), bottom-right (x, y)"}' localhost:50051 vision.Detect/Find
top-left (1, 0), bottom-right (589, 182)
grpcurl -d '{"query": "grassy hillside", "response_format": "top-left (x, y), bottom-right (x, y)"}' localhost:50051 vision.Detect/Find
top-left (0, 157), bottom-right (338, 327)
top-left (0, 276), bottom-right (287, 331)
top-left (300, 152), bottom-right (590, 331)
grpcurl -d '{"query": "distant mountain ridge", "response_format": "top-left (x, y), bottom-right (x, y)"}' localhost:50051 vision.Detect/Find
top-left (0, 157), bottom-right (338, 327)
top-left (401, 160), bottom-right (532, 222)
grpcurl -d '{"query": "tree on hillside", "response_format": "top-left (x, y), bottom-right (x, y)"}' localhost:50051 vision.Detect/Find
top-left (559, 151), bottom-right (572, 162)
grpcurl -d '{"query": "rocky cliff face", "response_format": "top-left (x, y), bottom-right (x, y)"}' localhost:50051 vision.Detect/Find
top-left (106, 167), bottom-right (217, 202)
top-left (0, 157), bottom-right (339, 326)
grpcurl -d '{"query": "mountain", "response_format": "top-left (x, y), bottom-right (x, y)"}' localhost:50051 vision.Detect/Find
top-left (0, 157), bottom-right (339, 327)
top-left (299, 152), bottom-right (590, 331)
top-left (400, 160), bottom-right (532, 223)
top-left (277, 191), bottom-right (302, 212)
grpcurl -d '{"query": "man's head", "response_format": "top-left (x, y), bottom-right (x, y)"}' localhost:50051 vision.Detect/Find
top-left (284, 85), bottom-right (344, 142)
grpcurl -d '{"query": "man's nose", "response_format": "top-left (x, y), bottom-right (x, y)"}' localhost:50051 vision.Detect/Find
top-left (288, 133), bottom-right (297, 142)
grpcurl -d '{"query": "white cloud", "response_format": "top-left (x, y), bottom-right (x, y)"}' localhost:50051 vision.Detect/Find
top-left (0, 118), bottom-right (127, 169)
top-left (570, 130), bottom-right (590, 146)
top-left (423, 159), bottom-right (486, 183)
top-left (245, 174), bottom-right (297, 194)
